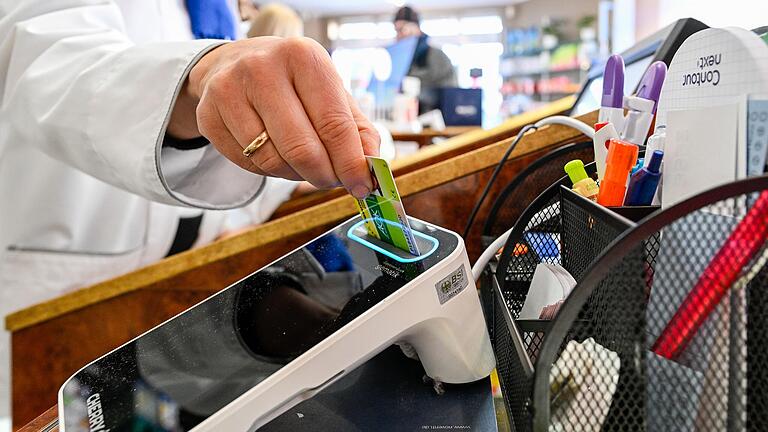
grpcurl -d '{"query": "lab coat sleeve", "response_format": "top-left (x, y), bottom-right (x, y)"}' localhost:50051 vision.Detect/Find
top-left (0, 0), bottom-right (265, 209)
top-left (242, 177), bottom-right (299, 224)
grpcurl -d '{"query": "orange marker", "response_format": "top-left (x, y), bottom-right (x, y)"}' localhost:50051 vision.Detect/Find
top-left (597, 139), bottom-right (638, 207)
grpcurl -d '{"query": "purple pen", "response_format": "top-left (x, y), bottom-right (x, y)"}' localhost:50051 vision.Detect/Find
top-left (622, 61), bottom-right (668, 146)
top-left (598, 55), bottom-right (626, 131)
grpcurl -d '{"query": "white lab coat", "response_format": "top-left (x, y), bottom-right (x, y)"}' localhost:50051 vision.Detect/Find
top-left (0, 0), bottom-right (296, 423)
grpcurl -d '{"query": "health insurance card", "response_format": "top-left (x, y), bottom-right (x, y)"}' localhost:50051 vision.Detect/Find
top-left (355, 156), bottom-right (421, 256)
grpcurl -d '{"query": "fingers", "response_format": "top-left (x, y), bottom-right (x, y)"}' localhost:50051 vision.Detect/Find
top-left (248, 82), bottom-right (341, 189)
top-left (287, 39), bottom-right (373, 198)
top-left (196, 97), bottom-right (265, 175)
top-left (192, 37), bottom-right (381, 199)
top-left (215, 94), bottom-right (302, 181)
top-left (248, 141), bottom-right (304, 181)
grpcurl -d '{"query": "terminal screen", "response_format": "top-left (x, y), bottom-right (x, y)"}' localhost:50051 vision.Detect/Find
top-left (60, 218), bottom-right (457, 432)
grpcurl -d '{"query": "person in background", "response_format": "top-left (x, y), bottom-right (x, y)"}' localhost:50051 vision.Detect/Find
top-left (238, 0), bottom-right (260, 22)
top-left (393, 5), bottom-right (457, 112)
top-left (236, 0), bottom-right (261, 37)
top-left (247, 3), bottom-right (303, 38)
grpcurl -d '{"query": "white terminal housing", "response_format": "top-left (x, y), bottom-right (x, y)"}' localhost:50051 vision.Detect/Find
top-left (58, 216), bottom-right (495, 432)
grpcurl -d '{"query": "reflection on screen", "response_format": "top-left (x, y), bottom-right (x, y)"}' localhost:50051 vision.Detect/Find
top-left (60, 220), bottom-right (456, 432)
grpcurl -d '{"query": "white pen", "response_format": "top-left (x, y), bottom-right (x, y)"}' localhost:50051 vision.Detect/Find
top-left (621, 61), bottom-right (667, 146)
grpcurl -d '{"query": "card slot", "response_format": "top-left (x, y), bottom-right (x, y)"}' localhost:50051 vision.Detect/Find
top-left (347, 218), bottom-right (439, 263)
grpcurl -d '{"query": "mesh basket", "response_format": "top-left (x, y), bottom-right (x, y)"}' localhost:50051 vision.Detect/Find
top-left (478, 147), bottom-right (602, 338)
top-left (481, 142), bottom-right (595, 245)
top-left (486, 175), bottom-right (768, 431)
top-left (488, 183), bottom-right (654, 432)
top-left (479, 143), bottom-right (595, 340)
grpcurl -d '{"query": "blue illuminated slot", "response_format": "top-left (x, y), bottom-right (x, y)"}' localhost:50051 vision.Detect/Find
top-left (346, 218), bottom-right (439, 263)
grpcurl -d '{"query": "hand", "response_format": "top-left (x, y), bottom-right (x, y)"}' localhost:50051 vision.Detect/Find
top-left (168, 37), bottom-right (379, 199)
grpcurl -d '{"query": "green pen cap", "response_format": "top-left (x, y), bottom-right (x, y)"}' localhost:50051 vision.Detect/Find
top-left (564, 159), bottom-right (589, 184)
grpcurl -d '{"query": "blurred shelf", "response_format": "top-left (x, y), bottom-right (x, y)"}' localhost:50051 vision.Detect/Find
top-left (501, 41), bottom-right (582, 60)
top-left (390, 126), bottom-right (481, 147)
top-left (501, 67), bottom-right (585, 79)
top-left (501, 86), bottom-right (581, 98)
top-left (501, 50), bottom-right (543, 59)
top-left (533, 92), bottom-right (578, 98)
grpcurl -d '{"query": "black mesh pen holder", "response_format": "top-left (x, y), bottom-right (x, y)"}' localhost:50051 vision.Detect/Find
top-left (491, 161), bottom-right (657, 315)
top-left (527, 176), bottom-right (768, 431)
top-left (488, 177), bottom-right (656, 432)
top-left (478, 143), bottom-right (596, 333)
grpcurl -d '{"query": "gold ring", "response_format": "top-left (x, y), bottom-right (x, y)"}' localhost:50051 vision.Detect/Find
top-left (243, 131), bottom-right (269, 157)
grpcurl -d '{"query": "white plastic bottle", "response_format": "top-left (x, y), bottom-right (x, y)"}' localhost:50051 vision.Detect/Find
top-left (644, 125), bottom-right (666, 167)
top-left (644, 125), bottom-right (666, 205)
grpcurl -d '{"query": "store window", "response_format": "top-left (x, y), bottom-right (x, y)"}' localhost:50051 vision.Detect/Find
top-left (420, 18), bottom-right (460, 37)
top-left (458, 16), bottom-right (504, 35)
top-left (330, 12), bottom-right (506, 127)
top-left (442, 42), bottom-right (504, 127)
top-left (338, 22), bottom-right (392, 40)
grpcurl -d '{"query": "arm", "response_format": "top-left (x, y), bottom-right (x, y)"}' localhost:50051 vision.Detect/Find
top-left (0, 0), bottom-right (378, 210)
top-left (428, 48), bottom-right (458, 87)
top-left (0, 0), bottom-right (253, 208)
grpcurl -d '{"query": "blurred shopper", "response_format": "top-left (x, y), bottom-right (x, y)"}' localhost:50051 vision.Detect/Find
top-left (394, 5), bottom-right (457, 112)
top-left (247, 3), bottom-right (303, 38)
top-left (236, 0), bottom-right (261, 36)
top-left (238, 0), bottom-right (260, 22)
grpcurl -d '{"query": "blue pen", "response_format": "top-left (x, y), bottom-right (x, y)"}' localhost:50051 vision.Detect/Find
top-left (624, 150), bottom-right (663, 206)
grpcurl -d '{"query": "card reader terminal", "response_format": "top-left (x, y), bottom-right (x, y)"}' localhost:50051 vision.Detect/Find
top-left (59, 216), bottom-right (495, 432)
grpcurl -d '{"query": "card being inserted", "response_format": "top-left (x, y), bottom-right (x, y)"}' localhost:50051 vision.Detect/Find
top-left (355, 156), bottom-right (421, 256)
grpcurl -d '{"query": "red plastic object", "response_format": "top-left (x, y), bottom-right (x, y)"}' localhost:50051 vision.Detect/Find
top-left (652, 190), bottom-right (768, 360)
top-left (594, 121), bottom-right (609, 131)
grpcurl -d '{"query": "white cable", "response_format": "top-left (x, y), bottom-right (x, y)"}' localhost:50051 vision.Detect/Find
top-left (534, 115), bottom-right (595, 139)
top-left (472, 226), bottom-right (513, 281)
top-left (470, 115), bottom-right (594, 282)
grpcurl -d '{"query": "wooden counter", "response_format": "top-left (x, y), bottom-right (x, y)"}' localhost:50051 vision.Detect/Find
top-left (16, 407), bottom-right (57, 432)
top-left (7, 109), bottom-right (595, 429)
top-left (390, 125), bottom-right (479, 147)
top-left (271, 96), bottom-right (574, 219)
